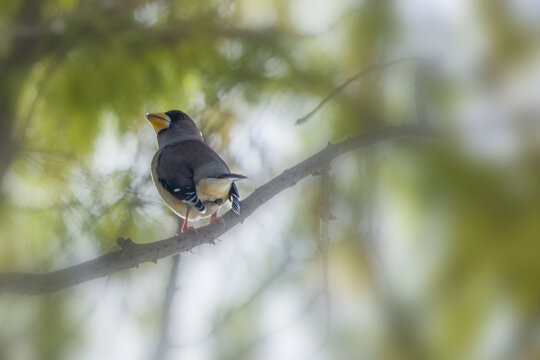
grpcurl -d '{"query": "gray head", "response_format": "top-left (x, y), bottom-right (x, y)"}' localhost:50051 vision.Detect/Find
top-left (145, 110), bottom-right (203, 148)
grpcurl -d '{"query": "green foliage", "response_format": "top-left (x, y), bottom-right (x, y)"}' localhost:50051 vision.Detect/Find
top-left (1, 0), bottom-right (540, 359)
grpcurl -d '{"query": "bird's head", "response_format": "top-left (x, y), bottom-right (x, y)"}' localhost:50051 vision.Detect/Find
top-left (145, 110), bottom-right (203, 147)
top-left (145, 110), bottom-right (187, 134)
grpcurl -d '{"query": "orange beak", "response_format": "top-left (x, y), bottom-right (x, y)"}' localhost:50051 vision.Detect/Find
top-left (145, 112), bottom-right (170, 133)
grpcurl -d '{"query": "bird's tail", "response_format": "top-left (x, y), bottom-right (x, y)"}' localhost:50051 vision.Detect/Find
top-left (215, 173), bottom-right (248, 181)
top-left (209, 173), bottom-right (246, 215)
top-left (229, 182), bottom-right (241, 215)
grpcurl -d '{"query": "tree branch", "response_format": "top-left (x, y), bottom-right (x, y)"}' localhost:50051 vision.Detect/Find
top-left (295, 57), bottom-right (418, 125)
top-left (0, 124), bottom-right (440, 296)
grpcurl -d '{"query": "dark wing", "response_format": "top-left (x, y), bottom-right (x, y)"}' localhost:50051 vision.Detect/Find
top-left (156, 147), bottom-right (206, 212)
top-left (159, 180), bottom-right (205, 212)
top-left (229, 182), bottom-right (241, 214)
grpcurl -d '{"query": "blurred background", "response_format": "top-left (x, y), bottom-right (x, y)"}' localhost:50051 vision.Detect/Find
top-left (1, 0), bottom-right (540, 359)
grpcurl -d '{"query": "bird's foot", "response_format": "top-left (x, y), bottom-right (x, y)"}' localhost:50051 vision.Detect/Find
top-left (210, 216), bottom-right (225, 225)
top-left (182, 226), bottom-right (198, 233)
top-left (210, 213), bottom-right (225, 227)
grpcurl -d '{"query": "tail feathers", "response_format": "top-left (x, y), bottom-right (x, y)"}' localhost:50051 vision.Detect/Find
top-left (215, 173), bottom-right (247, 181)
top-left (229, 182), bottom-right (241, 215)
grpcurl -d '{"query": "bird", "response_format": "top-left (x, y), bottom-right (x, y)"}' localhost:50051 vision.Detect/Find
top-left (145, 110), bottom-right (246, 233)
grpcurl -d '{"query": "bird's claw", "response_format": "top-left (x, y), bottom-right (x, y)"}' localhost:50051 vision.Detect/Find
top-left (212, 217), bottom-right (225, 225)
top-left (183, 226), bottom-right (198, 233)
top-left (210, 215), bottom-right (225, 228)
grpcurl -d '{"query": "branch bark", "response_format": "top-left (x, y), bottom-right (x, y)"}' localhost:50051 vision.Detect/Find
top-left (0, 124), bottom-right (440, 296)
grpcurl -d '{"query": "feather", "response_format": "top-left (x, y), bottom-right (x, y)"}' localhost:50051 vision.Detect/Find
top-left (159, 180), bottom-right (206, 212)
top-left (215, 173), bottom-right (248, 181)
top-left (229, 182), bottom-right (241, 215)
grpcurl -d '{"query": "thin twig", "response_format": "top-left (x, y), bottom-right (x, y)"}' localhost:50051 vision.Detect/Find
top-left (154, 252), bottom-right (181, 360)
top-left (154, 220), bottom-right (184, 360)
top-left (304, 166), bottom-right (334, 360)
top-left (295, 57), bottom-right (418, 125)
top-left (0, 124), bottom-right (441, 296)
top-left (319, 167), bottom-right (332, 345)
